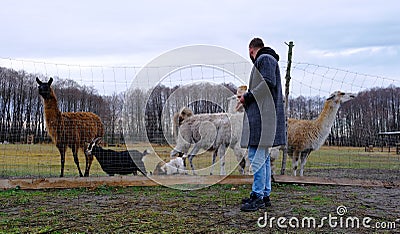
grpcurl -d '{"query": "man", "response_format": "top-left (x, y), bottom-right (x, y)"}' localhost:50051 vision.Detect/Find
top-left (239, 38), bottom-right (286, 212)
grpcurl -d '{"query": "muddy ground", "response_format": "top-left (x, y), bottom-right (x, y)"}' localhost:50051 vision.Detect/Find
top-left (1, 181), bottom-right (399, 233)
top-left (305, 168), bottom-right (400, 182)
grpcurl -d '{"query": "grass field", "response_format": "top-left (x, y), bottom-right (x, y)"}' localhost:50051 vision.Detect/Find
top-left (0, 143), bottom-right (399, 179)
top-left (1, 183), bottom-right (399, 233)
top-left (300, 146), bottom-right (400, 170)
top-left (1, 144), bottom-right (399, 233)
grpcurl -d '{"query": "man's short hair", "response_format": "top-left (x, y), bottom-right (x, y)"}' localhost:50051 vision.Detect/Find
top-left (249, 38), bottom-right (264, 48)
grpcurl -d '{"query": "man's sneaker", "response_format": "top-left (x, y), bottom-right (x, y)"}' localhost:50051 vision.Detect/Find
top-left (263, 196), bottom-right (272, 207)
top-left (241, 193), bottom-right (258, 204)
top-left (243, 194), bottom-right (272, 207)
top-left (240, 196), bottom-right (265, 212)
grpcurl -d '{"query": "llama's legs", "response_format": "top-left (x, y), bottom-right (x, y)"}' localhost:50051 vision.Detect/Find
top-left (270, 149), bottom-right (276, 178)
top-left (292, 151), bottom-right (300, 176)
top-left (269, 147), bottom-right (281, 176)
top-left (286, 149), bottom-right (293, 176)
top-left (210, 150), bottom-right (218, 175)
top-left (232, 144), bottom-right (246, 175)
top-left (187, 145), bottom-right (201, 175)
top-left (238, 156), bottom-right (246, 175)
top-left (270, 158), bottom-right (276, 182)
top-left (71, 146), bottom-right (84, 177)
top-left (57, 144), bottom-right (67, 177)
top-left (218, 144), bottom-right (227, 176)
top-left (244, 150), bottom-right (252, 175)
top-left (188, 154), bottom-right (196, 175)
top-left (182, 156), bottom-right (187, 168)
top-left (299, 151), bottom-right (310, 177)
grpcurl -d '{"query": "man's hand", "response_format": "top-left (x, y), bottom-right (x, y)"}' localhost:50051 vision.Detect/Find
top-left (239, 95), bottom-right (245, 104)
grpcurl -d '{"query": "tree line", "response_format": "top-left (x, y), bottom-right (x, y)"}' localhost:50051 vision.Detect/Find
top-left (123, 82), bottom-right (236, 144)
top-left (1, 66), bottom-right (399, 147)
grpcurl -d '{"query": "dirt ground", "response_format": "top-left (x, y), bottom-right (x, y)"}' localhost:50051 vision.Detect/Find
top-left (1, 181), bottom-right (399, 233)
top-left (305, 168), bottom-right (400, 182)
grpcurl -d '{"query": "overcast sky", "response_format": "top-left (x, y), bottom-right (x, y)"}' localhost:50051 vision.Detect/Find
top-left (1, 0), bottom-right (399, 95)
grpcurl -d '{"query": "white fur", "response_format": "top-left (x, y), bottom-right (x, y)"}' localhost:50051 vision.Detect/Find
top-left (171, 95), bottom-right (247, 175)
top-left (160, 157), bottom-right (186, 175)
top-left (154, 157), bottom-right (186, 175)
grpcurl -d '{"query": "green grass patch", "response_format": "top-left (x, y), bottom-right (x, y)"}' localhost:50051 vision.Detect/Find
top-left (0, 183), bottom-right (396, 233)
top-left (311, 195), bottom-right (331, 205)
top-left (1, 144), bottom-right (399, 178)
top-left (292, 206), bottom-right (319, 216)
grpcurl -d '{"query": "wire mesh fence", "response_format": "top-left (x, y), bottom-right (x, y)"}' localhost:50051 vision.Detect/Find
top-left (0, 56), bottom-right (399, 184)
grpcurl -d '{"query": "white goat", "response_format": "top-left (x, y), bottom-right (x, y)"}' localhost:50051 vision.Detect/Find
top-left (288, 91), bottom-right (355, 176)
top-left (153, 156), bottom-right (186, 175)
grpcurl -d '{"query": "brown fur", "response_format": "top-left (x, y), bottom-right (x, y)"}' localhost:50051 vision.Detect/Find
top-left (286, 91), bottom-right (355, 176)
top-left (37, 77), bottom-right (104, 177)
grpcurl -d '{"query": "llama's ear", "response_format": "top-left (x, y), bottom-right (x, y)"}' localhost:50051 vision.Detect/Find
top-left (36, 77), bottom-right (42, 85)
top-left (48, 77), bottom-right (53, 86)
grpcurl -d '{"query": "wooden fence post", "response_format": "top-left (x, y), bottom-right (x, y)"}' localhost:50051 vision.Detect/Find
top-left (281, 41), bottom-right (294, 175)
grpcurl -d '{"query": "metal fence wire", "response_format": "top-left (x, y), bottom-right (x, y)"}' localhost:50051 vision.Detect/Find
top-left (0, 57), bottom-right (399, 184)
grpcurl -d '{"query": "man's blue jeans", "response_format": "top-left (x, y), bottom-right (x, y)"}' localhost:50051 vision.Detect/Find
top-left (248, 146), bottom-right (271, 198)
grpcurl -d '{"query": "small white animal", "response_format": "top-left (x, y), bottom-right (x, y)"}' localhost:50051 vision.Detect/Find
top-left (153, 157), bottom-right (186, 175)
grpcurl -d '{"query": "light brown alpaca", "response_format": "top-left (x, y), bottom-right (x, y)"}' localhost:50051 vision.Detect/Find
top-left (36, 77), bottom-right (104, 177)
top-left (288, 91), bottom-right (355, 176)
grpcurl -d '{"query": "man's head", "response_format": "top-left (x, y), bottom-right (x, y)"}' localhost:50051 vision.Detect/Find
top-left (249, 38), bottom-right (264, 61)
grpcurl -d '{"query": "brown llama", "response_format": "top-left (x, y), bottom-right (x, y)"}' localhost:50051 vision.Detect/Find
top-left (288, 91), bottom-right (355, 176)
top-left (36, 77), bottom-right (104, 177)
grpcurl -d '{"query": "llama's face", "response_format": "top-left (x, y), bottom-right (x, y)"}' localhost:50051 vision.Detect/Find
top-left (178, 107), bottom-right (193, 124)
top-left (327, 91), bottom-right (356, 104)
top-left (36, 77), bottom-right (53, 99)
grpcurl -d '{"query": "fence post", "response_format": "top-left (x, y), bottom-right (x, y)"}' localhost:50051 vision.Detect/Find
top-left (281, 41), bottom-right (294, 175)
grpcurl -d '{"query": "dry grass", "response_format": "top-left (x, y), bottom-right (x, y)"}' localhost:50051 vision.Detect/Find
top-left (0, 143), bottom-right (245, 177)
top-left (0, 143), bottom-right (399, 178)
top-left (273, 146), bottom-right (400, 174)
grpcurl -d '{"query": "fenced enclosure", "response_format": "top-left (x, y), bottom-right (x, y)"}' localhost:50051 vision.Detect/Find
top-left (1, 45), bottom-right (400, 187)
